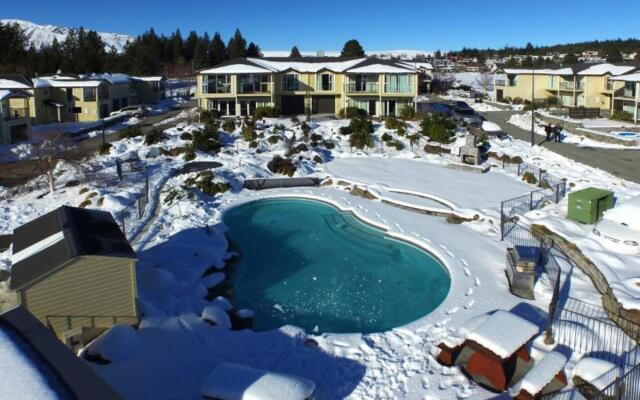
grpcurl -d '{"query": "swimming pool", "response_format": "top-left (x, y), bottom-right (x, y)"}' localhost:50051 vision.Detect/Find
top-left (614, 131), bottom-right (640, 139)
top-left (223, 198), bottom-right (451, 334)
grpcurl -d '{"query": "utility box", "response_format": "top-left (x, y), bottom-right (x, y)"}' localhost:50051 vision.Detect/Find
top-left (567, 188), bottom-right (614, 224)
top-left (505, 245), bottom-right (540, 299)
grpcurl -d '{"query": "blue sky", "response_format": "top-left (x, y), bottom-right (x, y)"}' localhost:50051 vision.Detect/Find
top-left (4, 0), bottom-right (639, 51)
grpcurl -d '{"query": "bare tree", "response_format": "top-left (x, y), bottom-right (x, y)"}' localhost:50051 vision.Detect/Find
top-left (32, 131), bottom-right (89, 194)
top-left (476, 72), bottom-right (494, 98)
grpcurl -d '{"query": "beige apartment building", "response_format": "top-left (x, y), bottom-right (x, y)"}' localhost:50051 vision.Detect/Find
top-left (494, 63), bottom-right (639, 113)
top-left (196, 57), bottom-right (419, 117)
top-left (0, 75), bottom-right (33, 145)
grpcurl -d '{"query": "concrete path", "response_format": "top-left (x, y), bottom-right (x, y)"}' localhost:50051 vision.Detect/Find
top-left (482, 110), bottom-right (640, 184)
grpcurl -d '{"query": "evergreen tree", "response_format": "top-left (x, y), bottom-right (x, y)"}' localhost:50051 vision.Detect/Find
top-left (290, 46), bottom-right (302, 58)
top-left (192, 36), bottom-right (210, 70)
top-left (563, 52), bottom-right (579, 64)
top-left (246, 42), bottom-right (261, 57)
top-left (0, 21), bottom-right (28, 73)
top-left (184, 31), bottom-right (199, 61)
top-left (340, 39), bottom-right (365, 57)
top-left (607, 47), bottom-right (623, 63)
top-left (227, 29), bottom-right (247, 58)
top-left (208, 32), bottom-right (227, 65)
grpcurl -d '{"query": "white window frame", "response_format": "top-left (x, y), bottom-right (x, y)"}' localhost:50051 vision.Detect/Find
top-left (282, 74), bottom-right (299, 91)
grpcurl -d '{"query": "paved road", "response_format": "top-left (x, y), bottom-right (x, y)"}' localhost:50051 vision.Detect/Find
top-left (482, 111), bottom-right (640, 184)
top-left (0, 99), bottom-right (197, 187)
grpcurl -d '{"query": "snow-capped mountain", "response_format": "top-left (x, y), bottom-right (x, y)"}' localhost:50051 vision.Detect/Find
top-left (262, 49), bottom-right (434, 59)
top-left (1, 19), bottom-right (133, 52)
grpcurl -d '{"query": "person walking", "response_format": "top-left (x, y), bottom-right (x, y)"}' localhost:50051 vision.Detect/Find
top-left (544, 124), bottom-right (553, 142)
top-left (553, 124), bottom-right (562, 143)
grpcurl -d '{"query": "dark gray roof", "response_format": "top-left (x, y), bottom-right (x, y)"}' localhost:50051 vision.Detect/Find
top-left (10, 206), bottom-right (136, 290)
top-left (0, 74), bottom-right (33, 87)
top-left (0, 306), bottom-right (123, 400)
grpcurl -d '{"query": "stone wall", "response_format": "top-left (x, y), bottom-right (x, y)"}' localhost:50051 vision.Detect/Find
top-left (538, 114), bottom-right (639, 147)
top-left (532, 224), bottom-right (640, 339)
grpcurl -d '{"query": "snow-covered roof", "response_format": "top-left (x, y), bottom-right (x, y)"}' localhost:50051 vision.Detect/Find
top-left (502, 68), bottom-right (574, 75)
top-left (33, 76), bottom-right (103, 88)
top-left (510, 352), bottom-right (567, 396)
top-left (578, 63), bottom-right (636, 76)
top-left (346, 63), bottom-right (416, 74)
top-left (199, 57), bottom-right (418, 75)
top-left (88, 73), bottom-right (131, 85)
top-left (132, 76), bottom-right (164, 82)
top-left (399, 61), bottom-right (434, 70)
top-left (249, 57), bottom-right (367, 73)
top-left (466, 310), bottom-right (539, 358)
top-left (201, 363), bottom-right (316, 400)
top-left (611, 72), bottom-right (640, 82)
top-left (0, 78), bottom-right (31, 90)
top-left (572, 357), bottom-right (621, 391)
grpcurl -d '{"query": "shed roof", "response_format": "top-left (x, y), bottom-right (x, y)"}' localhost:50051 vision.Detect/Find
top-left (569, 187), bottom-right (614, 201)
top-left (0, 306), bottom-right (123, 399)
top-left (10, 206), bottom-right (136, 290)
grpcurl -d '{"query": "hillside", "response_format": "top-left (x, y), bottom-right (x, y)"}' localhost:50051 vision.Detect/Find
top-left (1, 19), bottom-right (133, 52)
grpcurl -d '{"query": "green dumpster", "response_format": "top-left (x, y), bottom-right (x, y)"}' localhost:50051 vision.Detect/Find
top-left (567, 187), bottom-right (614, 224)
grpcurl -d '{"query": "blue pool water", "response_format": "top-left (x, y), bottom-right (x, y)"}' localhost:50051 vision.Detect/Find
top-left (616, 132), bottom-right (640, 138)
top-left (223, 198), bottom-right (451, 334)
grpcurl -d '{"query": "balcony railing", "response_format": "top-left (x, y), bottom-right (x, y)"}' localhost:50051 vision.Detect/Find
top-left (238, 81), bottom-right (273, 94)
top-left (3, 108), bottom-right (29, 121)
top-left (559, 81), bottom-right (585, 91)
top-left (205, 83), bottom-right (232, 94)
top-left (383, 84), bottom-right (413, 94)
top-left (345, 82), bottom-right (379, 93)
top-left (316, 83), bottom-right (335, 92)
top-left (495, 80), bottom-right (507, 87)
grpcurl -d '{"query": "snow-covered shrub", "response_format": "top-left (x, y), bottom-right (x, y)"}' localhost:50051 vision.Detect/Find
top-left (339, 125), bottom-right (353, 135)
top-left (202, 305), bottom-right (232, 329)
top-left (144, 128), bottom-right (167, 145)
top-left (253, 106), bottom-right (278, 119)
top-left (266, 135), bottom-right (281, 145)
top-left (313, 155), bottom-right (323, 164)
top-left (611, 110), bottom-right (634, 122)
top-left (118, 126), bottom-right (143, 139)
top-left (200, 110), bottom-right (221, 125)
top-left (221, 119), bottom-right (236, 133)
top-left (420, 114), bottom-right (455, 144)
top-left (98, 142), bottom-right (112, 155)
top-left (180, 131), bottom-right (193, 140)
top-left (192, 129), bottom-right (220, 153)
top-left (391, 140), bottom-right (404, 150)
top-left (249, 141), bottom-right (258, 149)
top-left (399, 105), bottom-right (415, 120)
top-left (183, 171), bottom-right (229, 196)
top-left (183, 148), bottom-right (196, 161)
top-left (322, 140), bottom-right (335, 149)
top-left (339, 106), bottom-right (366, 119)
top-left (384, 117), bottom-right (404, 130)
top-left (286, 143), bottom-right (309, 156)
top-left (267, 155), bottom-right (296, 177)
top-left (85, 324), bottom-right (138, 363)
top-left (522, 171), bottom-right (538, 184)
top-left (242, 125), bottom-right (257, 141)
top-left (381, 132), bottom-right (393, 142)
top-left (424, 144), bottom-right (450, 155)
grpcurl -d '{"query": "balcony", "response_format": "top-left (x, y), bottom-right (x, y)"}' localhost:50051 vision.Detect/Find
top-left (345, 82), bottom-right (379, 94)
top-left (238, 81), bottom-right (273, 94)
top-left (559, 81), bottom-right (585, 91)
top-left (495, 80), bottom-right (507, 87)
top-left (3, 108), bottom-right (29, 122)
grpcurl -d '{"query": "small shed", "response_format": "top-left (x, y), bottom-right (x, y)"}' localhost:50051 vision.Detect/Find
top-left (567, 188), bottom-right (614, 224)
top-left (9, 206), bottom-right (139, 349)
top-left (505, 245), bottom-right (541, 299)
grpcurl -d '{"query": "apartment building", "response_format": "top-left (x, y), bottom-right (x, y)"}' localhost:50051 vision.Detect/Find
top-left (0, 75), bottom-right (33, 145)
top-left (494, 63), bottom-right (638, 112)
top-left (196, 57), bottom-right (419, 117)
top-left (610, 72), bottom-right (640, 122)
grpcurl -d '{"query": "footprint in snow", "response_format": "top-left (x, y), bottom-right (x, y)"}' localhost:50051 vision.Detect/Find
top-left (411, 232), bottom-right (420, 238)
top-left (374, 212), bottom-right (381, 218)
top-left (446, 250), bottom-right (455, 258)
top-left (460, 258), bottom-right (469, 267)
top-left (421, 377), bottom-right (430, 389)
top-left (474, 277), bottom-right (481, 286)
top-left (463, 267), bottom-right (471, 277)
top-left (439, 244), bottom-right (448, 250)
top-left (465, 287), bottom-right (473, 296)
top-left (447, 306), bottom-right (459, 315)
top-left (465, 300), bottom-right (475, 309)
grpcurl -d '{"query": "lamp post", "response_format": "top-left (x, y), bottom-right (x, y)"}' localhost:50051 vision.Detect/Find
top-left (531, 60), bottom-right (536, 147)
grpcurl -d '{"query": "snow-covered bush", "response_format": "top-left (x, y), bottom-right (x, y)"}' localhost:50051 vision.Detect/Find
top-left (420, 114), bottom-right (455, 144)
top-left (253, 106), bottom-right (278, 119)
top-left (144, 128), bottom-right (167, 145)
top-left (267, 155), bottom-right (296, 176)
top-left (202, 305), bottom-right (232, 329)
top-left (338, 106), bottom-right (366, 119)
top-left (399, 105), bottom-right (415, 120)
top-left (85, 324), bottom-right (138, 363)
top-left (183, 171), bottom-right (229, 196)
top-left (118, 126), bottom-right (143, 139)
top-left (221, 119), bottom-right (236, 133)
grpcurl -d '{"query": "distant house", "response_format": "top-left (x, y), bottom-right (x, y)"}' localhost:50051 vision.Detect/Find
top-left (0, 306), bottom-right (123, 399)
top-left (132, 76), bottom-right (166, 103)
top-left (9, 206), bottom-right (139, 349)
top-left (610, 71), bottom-right (640, 122)
top-left (0, 74), bottom-right (33, 145)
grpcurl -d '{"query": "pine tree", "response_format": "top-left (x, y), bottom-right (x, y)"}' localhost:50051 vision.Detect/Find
top-left (340, 39), bottom-right (365, 57)
top-left (246, 42), bottom-right (261, 57)
top-left (563, 52), bottom-right (579, 64)
top-left (192, 36), bottom-right (210, 70)
top-left (607, 47), bottom-right (623, 63)
top-left (209, 32), bottom-right (227, 65)
top-left (184, 31), bottom-right (199, 61)
top-left (227, 29), bottom-right (247, 58)
top-left (290, 46), bottom-right (302, 58)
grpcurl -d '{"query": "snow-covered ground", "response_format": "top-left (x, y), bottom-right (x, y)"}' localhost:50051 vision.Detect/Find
top-left (508, 112), bottom-right (640, 149)
top-left (1, 109), bottom-right (639, 399)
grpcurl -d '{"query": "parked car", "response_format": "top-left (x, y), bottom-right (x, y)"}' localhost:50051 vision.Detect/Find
top-left (453, 107), bottom-right (482, 126)
top-left (110, 105), bottom-right (147, 118)
top-left (453, 101), bottom-right (473, 110)
top-left (592, 197), bottom-right (640, 253)
top-left (417, 102), bottom-right (453, 117)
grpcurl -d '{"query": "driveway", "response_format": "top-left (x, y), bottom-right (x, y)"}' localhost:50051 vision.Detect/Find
top-left (482, 110), bottom-right (640, 184)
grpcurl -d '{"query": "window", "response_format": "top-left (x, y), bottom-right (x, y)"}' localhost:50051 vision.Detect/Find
top-left (317, 74), bottom-right (334, 91)
top-left (282, 74), bottom-right (299, 91)
top-left (547, 75), bottom-right (556, 88)
top-left (202, 75), bottom-right (231, 94)
top-left (112, 98), bottom-right (120, 111)
top-left (68, 107), bottom-right (82, 114)
top-left (384, 74), bottom-right (412, 93)
top-left (66, 88), bottom-right (75, 101)
top-left (238, 74), bottom-right (269, 93)
top-left (83, 88), bottom-right (97, 102)
top-left (508, 75), bottom-right (517, 87)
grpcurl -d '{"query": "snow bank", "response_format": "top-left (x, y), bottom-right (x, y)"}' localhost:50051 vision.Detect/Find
top-left (202, 306), bottom-right (231, 330)
top-left (572, 357), bottom-right (620, 391)
top-left (482, 121), bottom-right (502, 133)
top-left (201, 362), bottom-right (316, 400)
top-left (466, 311), bottom-right (539, 358)
top-left (510, 351), bottom-right (567, 396)
top-left (85, 324), bottom-right (138, 363)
